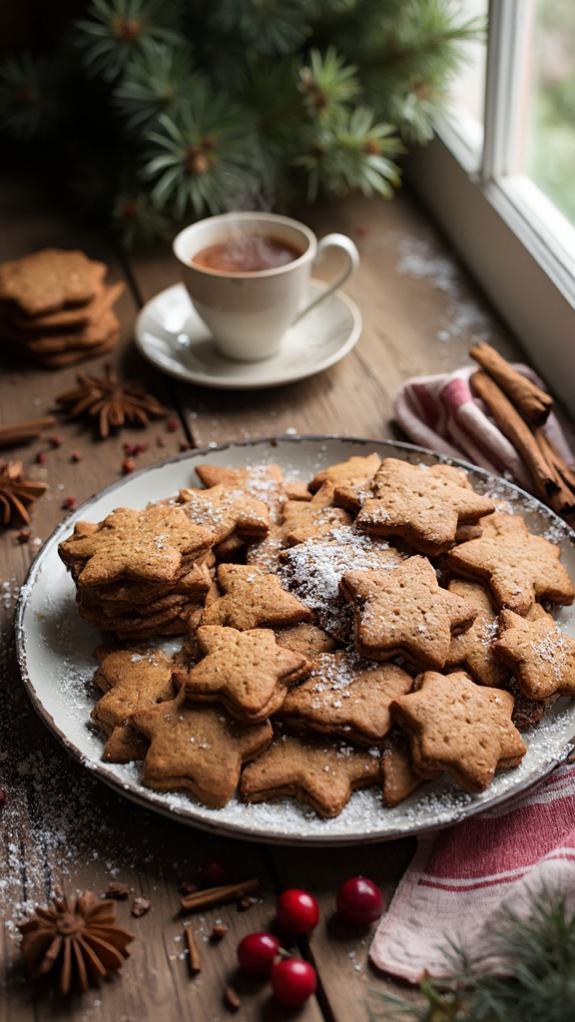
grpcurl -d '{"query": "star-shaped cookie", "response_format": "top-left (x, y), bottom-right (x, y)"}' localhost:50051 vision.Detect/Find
top-left (381, 731), bottom-right (423, 807)
top-left (390, 670), bottom-right (526, 792)
top-left (494, 608), bottom-right (575, 700)
top-left (59, 506), bottom-right (213, 587)
top-left (310, 452), bottom-right (381, 493)
top-left (178, 483), bottom-right (270, 544)
top-left (340, 556), bottom-right (476, 668)
top-left (445, 580), bottom-right (508, 687)
top-left (132, 691), bottom-right (272, 807)
top-left (195, 462), bottom-right (285, 519)
top-left (282, 482), bottom-right (352, 545)
top-left (240, 733), bottom-right (381, 818)
top-left (281, 652), bottom-right (413, 744)
top-left (186, 626), bottom-right (311, 721)
top-left (351, 459), bottom-right (494, 554)
top-left (201, 564), bottom-right (312, 630)
top-left (448, 512), bottom-right (575, 614)
top-left (91, 647), bottom-right (178, 762)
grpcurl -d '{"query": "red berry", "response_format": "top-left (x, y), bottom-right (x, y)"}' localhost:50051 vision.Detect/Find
top-left (0, 788), bottom-right (6, 809)
top-left (62, 496), bottom-right (77, 511)
top-left (122, 457), bottom-right (136, 475)
top-left (70, 450), bottom-right (82, 463)
top-left (271, 958), bottom-right (316, 1007)
top-left (197, 858), bottom-right (225, 886)
top-left (336, 876), bottom-right (383, 925)
top-left (237, 932), bottom-right (280, 975)
top-left (276, 889), bottom-right (319, 935)
top-left (49, 435), bottom-right (63, 448)
top-left (35, 451), bottom-right (46, 465)
top-left (166, 417), bottom-right (179, 432)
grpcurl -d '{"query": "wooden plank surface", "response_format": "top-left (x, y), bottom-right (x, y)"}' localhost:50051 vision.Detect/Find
top-left (0, 178), bottom-right (529, 1022)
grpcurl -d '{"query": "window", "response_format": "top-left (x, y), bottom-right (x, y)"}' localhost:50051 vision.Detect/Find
top-left (408, 0), bottom-right (575, 415)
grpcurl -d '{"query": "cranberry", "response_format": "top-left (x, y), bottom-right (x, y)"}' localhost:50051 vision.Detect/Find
top-left (70, 450), bottom-right (82, 463)
top-left (198, 857), bottom-right (225, 886)
top-left (271, 958), bottom-right (316, 1007)
top-left (237, 932), bottom-right (280, 975)
top-left (35, 451), bottom-right (46, 465)
top-left (122, 457), bottom-right (136, 474)
top-left (276, 889), bottom-right (319, 935)
top-left (166, 417), bottom-right (179, 432)
top-left (62, 496), bottom-right (77, 511)
top-left (336, 876), bottom-right (383, 925)
top-left (49, 435), bottom-right (62, 448)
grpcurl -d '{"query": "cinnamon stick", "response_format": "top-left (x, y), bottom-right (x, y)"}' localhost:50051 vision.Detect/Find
top-left (470, 342), bottom-right (553, 426)
top-left (534, 431), bottom-right (575, 516)
top-left (184, 926), bottom-right (202, 974)
top-left (470, 370), bottom-right (559, 498)
top-left (0, 415), bottom-right (56, 450)
top-left (180, 878), bottom-right (259, 914)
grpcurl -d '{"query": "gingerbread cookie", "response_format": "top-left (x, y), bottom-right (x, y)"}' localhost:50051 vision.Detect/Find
top-left (341, 556), bottom-right (476, 668)
top-left (178, 483), bottom-right (269, 544)
top-left (310, 452), bottom-right (381, 492)
top-left (274, 623), bottom-right (338, 659)
top-left (282, 482), bottom-right (351, 546)
top-left (494, 607), bottom-right (575, 700)
top-left (280, 652), bottom-right (413, 745)
top-left (201, 564), bottom-right (312, 630)
top-left (195, 463), bottom-right (285, 518)
top-left (445, 580), bottom-right (508, 687)
top-left (381, 731), bottom-right (423, 807)
top-left (132, 691), bottom-right (272, 808)
top-left (91, 647), bottom-right (177, 762)
top-left (10, 280), bottom-right (124, 331)
top-left (246, 523), bottom-right (286, 573)
top-left (59, 506), bottom-right (213, 587)
top-left (447, 512), bottom-right (575, 614)
top-left (353, 459), bottom-right (495, 554)
top-left (0, 249), bottom-right (106, 316)
top-left (186, 626), bottom-right (310, 721)
top-left (391, 670), bottom-right (526, 792)
top-left (240, 733), bottom-right (381, 818)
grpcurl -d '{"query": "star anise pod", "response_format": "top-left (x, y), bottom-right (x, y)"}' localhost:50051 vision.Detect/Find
top-left (55, 364), bottom-right (168, 439)
top-left (19, 891), bottom-right (134, 996)
top-left (0, 459), bottom-right (47, 526)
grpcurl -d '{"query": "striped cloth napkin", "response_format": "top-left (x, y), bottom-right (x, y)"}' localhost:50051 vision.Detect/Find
top-left (370, 762), bottom-right (575, 981)
top-left (393, 365), bottom-right (575, 487)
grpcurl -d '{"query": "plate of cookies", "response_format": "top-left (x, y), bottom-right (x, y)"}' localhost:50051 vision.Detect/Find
top-left (16, 437), bottom-right (575, 844)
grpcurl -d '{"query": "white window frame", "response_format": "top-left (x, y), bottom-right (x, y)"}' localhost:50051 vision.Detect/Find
top-left (407, 0), bottom-right (575, 415)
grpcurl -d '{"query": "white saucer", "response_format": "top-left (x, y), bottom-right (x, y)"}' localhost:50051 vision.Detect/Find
top-left (135, 281), bottom-right (361, 390)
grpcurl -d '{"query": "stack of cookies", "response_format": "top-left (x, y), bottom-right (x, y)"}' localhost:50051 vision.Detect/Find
top-left (0, 249), bottom-right (124, 367)
top-left (59, 452), bottom-right (575, 819)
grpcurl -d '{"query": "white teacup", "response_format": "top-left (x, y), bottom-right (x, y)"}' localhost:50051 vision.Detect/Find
top-left (173, 211), bottom-right (359, 361)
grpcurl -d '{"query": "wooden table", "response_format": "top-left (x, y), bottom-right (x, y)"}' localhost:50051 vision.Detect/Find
top-left (0, 178), bottom-right (522, 1022)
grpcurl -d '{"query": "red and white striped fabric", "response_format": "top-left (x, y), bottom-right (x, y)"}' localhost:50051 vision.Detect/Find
top-left (370, 762), bottom-right (575, 982)
top-left (393, 365), bottom-right (575, 488)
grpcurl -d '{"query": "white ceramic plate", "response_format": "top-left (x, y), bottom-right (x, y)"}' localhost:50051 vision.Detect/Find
top-left (16, 437), bottom-right (575, 845)
top-left (135, 282), bottom-right (361, 389)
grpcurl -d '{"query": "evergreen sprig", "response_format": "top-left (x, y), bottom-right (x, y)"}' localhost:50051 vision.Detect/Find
top-left (0, 0), bottom-right (485, 245)
top-left (77, 0), bottom-right (183, 81)
top-left (145, 89), bottom-right (261, 217)
top-left (367, 888), bottom-right (575, 1022)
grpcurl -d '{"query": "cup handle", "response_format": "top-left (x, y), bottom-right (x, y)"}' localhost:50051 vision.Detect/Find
top-left (292, 232), bottom-right (360, 324)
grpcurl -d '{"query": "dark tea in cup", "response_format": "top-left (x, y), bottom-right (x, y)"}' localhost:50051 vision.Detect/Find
top-left (192, 233), bottom-right (303, 274)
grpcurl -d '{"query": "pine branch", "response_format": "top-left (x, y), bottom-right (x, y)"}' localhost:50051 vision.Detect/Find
top-left (295, 105), bottom-right (403, 202)
top-left (367, 887), bottom-right (575, 1022)
top-left (0, 53), bottom-right (68, 140)
top-left (77, 0), bottom-right (185, 81)
top-left (144, 86), bottom-right (261, 218)
top-left (210, 0), bottom-right (315, 56)
top-left (114, 42), bottom-right (202, 131)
